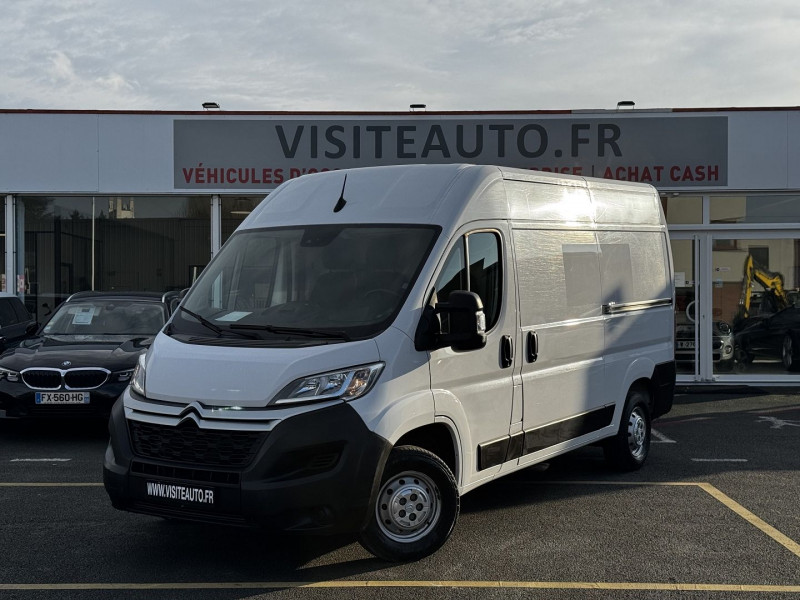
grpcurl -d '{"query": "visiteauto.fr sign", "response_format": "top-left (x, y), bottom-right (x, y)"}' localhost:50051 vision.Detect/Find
top-left (173, 116), bottom-right (727, 189)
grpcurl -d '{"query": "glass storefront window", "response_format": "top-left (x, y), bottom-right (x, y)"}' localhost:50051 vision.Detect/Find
top-left (713, 237), bottom-right (800, 375)
top-left (710, 195), bottom-right (800, 224)
top-left (222, 196), bottom-right (266, 243)
top-left (1, 197), bottom-right (5, 293)
top-left (660, 195), bottom-right (703, 224)
top-left (20, 195), bottom-right (209, 321)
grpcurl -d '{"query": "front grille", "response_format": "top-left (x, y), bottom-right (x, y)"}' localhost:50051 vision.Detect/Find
top-left (129, 420), bottom-right (266, 468)
top-left (131, 460), bottom-right (240, 485)
top-left (21, 370), bottom-right (62, 389)
top-left (64, 370), bottom-right (109, 389)
top-left (21, 368), bottom-right (109, 390)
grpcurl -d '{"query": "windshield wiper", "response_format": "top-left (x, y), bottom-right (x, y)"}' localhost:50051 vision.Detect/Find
top-left (178, 306), bottom-right (257, 339)
top-left (228, 323), bottom-right (351, 341)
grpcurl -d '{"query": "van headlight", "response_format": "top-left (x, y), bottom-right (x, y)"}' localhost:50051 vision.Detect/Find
top-left (130, 354), bottom-right (147, 397)
top-left (272, 363), bottom-right (384, 405)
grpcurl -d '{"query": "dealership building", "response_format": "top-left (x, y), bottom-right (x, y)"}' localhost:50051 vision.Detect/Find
top-left (2, 106), bottom-right (800, 386)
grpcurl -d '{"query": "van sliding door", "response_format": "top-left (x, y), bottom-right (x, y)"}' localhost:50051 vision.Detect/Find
top-left (514, 228), bottom-right (607, 465)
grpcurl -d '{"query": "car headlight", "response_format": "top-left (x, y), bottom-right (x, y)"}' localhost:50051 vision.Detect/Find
top-left (116, 369), bottom-right (135, 383)
top-left (272, 363), bottom-right (384, 405)
top-left (0, 366), bottom-right (19, 383)
top-left (130, 354), bottom-right (146, 396)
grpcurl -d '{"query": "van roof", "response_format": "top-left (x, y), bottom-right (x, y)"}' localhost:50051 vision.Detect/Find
top-left (243, 164), bottom-right (663, 231)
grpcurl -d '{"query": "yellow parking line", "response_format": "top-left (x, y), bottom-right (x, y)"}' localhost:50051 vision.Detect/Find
top-left (697, 482), bottom-right (800, 559)
top-left (0, 482), bottom-right (103, 487)
top-left (2, 479), bottom-right (798, 592)
top-left (543, 480), bottom-right (800, 559)
top-left (0, 582), bottom-right (799, 592)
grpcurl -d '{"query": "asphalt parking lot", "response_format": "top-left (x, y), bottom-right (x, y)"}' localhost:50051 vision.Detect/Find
top-left (0, 389), bottom-right (798, 600)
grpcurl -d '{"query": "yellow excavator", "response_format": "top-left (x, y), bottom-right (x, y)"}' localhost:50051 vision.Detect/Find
top-left (736, 254), bottom-right (789, 323)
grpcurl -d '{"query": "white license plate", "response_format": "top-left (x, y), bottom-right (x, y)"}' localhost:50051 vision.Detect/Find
top-left (35, 391), bottom-right (90, 404)
top-left (677, 341), bottom-right (695, 349)
top-left (146, 481), bottom-right (215, 505)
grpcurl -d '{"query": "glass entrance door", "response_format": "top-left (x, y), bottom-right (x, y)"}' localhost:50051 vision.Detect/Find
top-left (672, 231), bottom-right (800, 382)
top-left (712, 234), bottom-right (800, 377)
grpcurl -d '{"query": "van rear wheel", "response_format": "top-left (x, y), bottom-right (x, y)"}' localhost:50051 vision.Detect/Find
top-left (359, 446), bottom-right (459, 562)
top-left (604, 388), bottom-right (652, 471)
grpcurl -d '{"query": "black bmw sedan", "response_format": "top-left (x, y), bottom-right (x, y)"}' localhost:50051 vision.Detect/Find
top-left (0, 291), bottom-right (177, 418)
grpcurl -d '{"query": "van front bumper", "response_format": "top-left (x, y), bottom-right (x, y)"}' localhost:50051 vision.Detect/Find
top-left (103, 397), bottom-right (392, 534)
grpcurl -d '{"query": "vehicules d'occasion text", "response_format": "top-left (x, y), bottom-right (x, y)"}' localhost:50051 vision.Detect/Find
top-left (103, 164), bottom-right (675, 561)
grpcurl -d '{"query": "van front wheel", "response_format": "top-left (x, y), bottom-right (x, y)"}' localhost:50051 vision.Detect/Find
top-left (359, 446), bottom-right (459, 562)
top-left (604, 388), bottom-right (652, 471)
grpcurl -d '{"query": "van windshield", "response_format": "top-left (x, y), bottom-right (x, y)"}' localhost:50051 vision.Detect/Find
top-left (171, 224), bottom-right (439, 344)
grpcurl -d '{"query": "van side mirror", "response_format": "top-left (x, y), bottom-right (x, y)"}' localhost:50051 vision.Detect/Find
top-left (415, 290), bottom-right (487, 352)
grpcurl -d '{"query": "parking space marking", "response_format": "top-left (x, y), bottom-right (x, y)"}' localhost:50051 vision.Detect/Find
top-left (651, 428), bottom-right (676, 443)
top-left (654, 416), bottom-right (714, 426)
top-left (0, 482), bottom-right (102, 487)
top-left (1, 480), bottom-right (797, 592)
top-left (696, 482), bottom-right (800, 559)
top-left (10, 458), bottom-right (72, 462)
top-left (546, 480), bottom-right (800, 560)
top-left (691, 458), bottom-right (748, 462)
top-left (1, 581), bottom-right (799, 592)
top-left (756, 416), bottom-right (800, 429)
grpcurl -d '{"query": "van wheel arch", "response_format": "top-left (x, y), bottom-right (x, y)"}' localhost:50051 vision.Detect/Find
top-left (394, 423), bottom-right (458, 481)
top-left (629, 378), bottom-right (655, 416)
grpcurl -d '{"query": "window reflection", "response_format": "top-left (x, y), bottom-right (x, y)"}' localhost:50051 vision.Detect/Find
top-left (711, 196), bottom-right (800, 224)
top-left (20, 196), bottom-right (209, 321)
top-left (222, 196), bottom-right (265, 243)
top-left (714, 237), bottom-right (800, 375)
top-left (660, 195), bottom-right (703, 224)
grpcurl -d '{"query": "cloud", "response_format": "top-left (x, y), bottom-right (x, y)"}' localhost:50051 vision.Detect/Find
top-left (1, 0), bottom-right (800, 111)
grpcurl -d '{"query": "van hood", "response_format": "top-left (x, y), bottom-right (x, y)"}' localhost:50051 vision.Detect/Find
top-left (142, 332), bottom-right (382, 407)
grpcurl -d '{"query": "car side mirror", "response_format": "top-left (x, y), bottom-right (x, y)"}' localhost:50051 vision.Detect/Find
top-left (415, 290), bottom-right (487, 352)
top-left (25, 322), bottom-right (38, 335)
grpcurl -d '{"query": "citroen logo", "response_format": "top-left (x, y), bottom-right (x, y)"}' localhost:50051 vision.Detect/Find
top-left (177, 402), bottom-right (204, 427)
top-left (62, 361), bottom-right (72, 367)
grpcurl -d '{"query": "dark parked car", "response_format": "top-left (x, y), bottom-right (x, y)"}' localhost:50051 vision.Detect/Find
top-left (733, 306), bottom-right (800, 371)
top-left (0, 291), bottom-right (177, 418)
top-left (0, 292), bottom-right (38, 351)
top-left (675, 319), bottom-right (734, 371)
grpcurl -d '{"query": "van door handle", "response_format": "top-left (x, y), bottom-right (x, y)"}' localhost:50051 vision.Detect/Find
top-left (526, 331), bottom-right (538, 363)
top-left (501, 335), bottom-right (513, 368)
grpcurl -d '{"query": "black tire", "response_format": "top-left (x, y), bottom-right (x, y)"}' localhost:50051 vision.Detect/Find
top-left (604, 387), bottom-right (652, 471)
top-left (716, 359), bottom-right (734, 373)
top-left (734, 345), bottom-right (753, 364)
top-left (782, 334), bottom-right (800, 372)
top-left (359, 445), bottom-right (459, 562)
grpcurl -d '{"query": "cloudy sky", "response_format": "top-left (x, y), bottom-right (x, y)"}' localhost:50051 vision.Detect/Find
top-left (1, 0), bottom-right (799, 112)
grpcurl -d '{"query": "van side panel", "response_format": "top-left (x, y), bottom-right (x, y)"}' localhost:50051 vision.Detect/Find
top-left (512, 225), bottom-right (609, 460)
top-left (597, 228), bottom-right (674, 411)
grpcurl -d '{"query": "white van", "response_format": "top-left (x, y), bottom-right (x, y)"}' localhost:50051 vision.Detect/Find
top-left (103, 164), bottom-right (675, 561)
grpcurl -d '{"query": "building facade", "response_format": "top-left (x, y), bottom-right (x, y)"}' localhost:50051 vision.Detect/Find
top-left (2, 107), bottom-right (800, 386)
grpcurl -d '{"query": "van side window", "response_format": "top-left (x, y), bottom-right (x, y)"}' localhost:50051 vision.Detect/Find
top-left (598, 231), bottom-right (671, 303)
top-left (514, 229), bottom-right (601, 324)
top-left (435, 232), bottom-right (502, 330)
